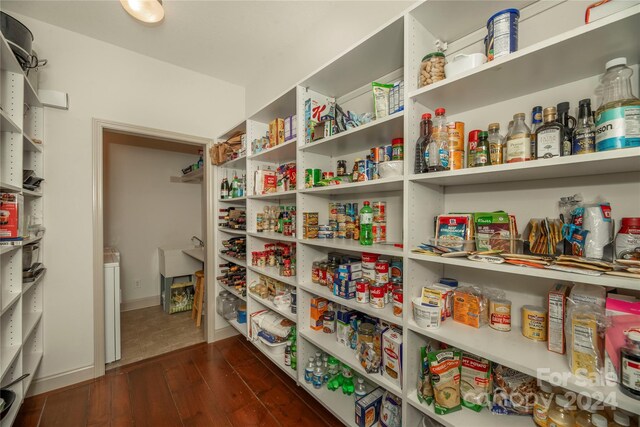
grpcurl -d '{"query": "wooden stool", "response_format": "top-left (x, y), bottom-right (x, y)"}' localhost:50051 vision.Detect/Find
top-left (191, 270), bottom-right (205, 327)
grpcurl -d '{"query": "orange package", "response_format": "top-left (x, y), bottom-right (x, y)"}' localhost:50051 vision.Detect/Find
top-left (453, 287), bottom-right (488, 328)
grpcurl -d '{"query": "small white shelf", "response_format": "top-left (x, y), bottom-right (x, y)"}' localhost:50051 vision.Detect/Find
top-left (218, 281), bottom-right (246, 302)
top-left (218, 228), bottom-right (247, 236)
top-left (218, 252), bottom-right (246, 267)
top-left (0, 245), bottom-right (20, 256)
top-left (218, 196), bottom-right (246, 203)
top-left (300, 380), bottom-right (358, 427)
top-left (1, 291), bottom-right (21, 316)
top-left (406, 390), bottom-right (533, 427)
top-left (23, 236), bottom-right (43, 246)
top-left (1, 109), bottom-right (20, 133)
top-left (252, 338), bottom-right (297, 380)
top-left (248, 292), bottom-right (297, 322)
top-left (22, 312), bottom-right (42, 340)
top-left (298, 282), bottom-right (401, 326)
top-left (248, 190), bottom-right (296, 201)
top-left (300, 329), bottom-right (402, 396)
top-left (24, 76), bottom-right (42, 107)
top-left (247, 231), bottom-right (297, 242)
top-left (219, 154), bottom-right (247, 169)
top-left (409, 148), bottom-right (640, 187)
top-left (22, 188), bottom-right (43, 198)
top-left (409, 252), bottom-right (640, 290)
top-left (300, 176), bottom-right (404, 196)
top-left (406, 318), bottom-right (639, 414)
top-left (0, 182), bottom-right (21, 192)
top-left (23, 134), bottom-right (43, 152)
top-left (182, 248), bottom-right (205, 263)
top-left (22, 351), bottom-right (44, 393)
top-left (248, 139), bottom-right (297, 163)
top-left (299, 238), bottom-right (403, 257)
top-left (0, 32), bottom-right (22, 73)
top-left (248, 264), bottom-right (297, 287)
top-left (170, 167), bottom-right (203, 183)
top-left (227, 317), bottom-right (247, 337)
top-left (299, 112), bottom-right (404, 157)
top-left (0, 345), bottom-right (21, 381)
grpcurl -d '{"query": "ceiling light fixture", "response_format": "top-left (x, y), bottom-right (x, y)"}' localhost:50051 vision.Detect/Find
top-left (120, 0), bottom-right (165, 24)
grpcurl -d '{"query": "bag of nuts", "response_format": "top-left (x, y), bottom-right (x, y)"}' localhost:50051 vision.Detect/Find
top-left (419, 52), bottom-right (446, 88)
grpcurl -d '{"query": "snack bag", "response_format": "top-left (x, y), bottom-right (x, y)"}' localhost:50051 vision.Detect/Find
top-left (491, 363), bottom-right (537, 415)
top-left (428, 349), bottom-right (462, 415)
top-left (474, 211), bottom-right (512, 252)
top-left (461, 353), bottom-right (491, 412)
top-left (417, 345), bottom-right (434, 405)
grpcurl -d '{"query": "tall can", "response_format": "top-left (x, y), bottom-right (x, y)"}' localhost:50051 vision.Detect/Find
top-left (312, 169), bottom-right (322, 186)
top-left (449, 150), bottom-right (464, 170)
top-left (365, 159), bottom-right (376, 181)
top-left (447, 122), bottom-right (465, 152)
top-left (356, 280), bottom-right (370, 304)
top-left (375, 260), bottom-right (390, 284)
top-left (372, 201), bottom-right (386, 223)
top-left (329, 202), bottom-right (339, 222)
top-left (373, 223), bottom-right (387, 243)
top-left (486, 8), bottom-right (520, 61)
top-left (357, 159), bottom-right (367, 181)
top-left (305, 169), bottom-right (314, 188)
top-left (369, 282), bottom-right (385, 309)
top-left (371, 147), bottom-right (381, 163)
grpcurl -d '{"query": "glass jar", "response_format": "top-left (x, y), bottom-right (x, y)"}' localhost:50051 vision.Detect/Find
top-left (418, 52), bottom-right (446, 88)
top-left (216, 291), bottom-right (231, 316)
top-left (267, 250), bottom-right (277, 267)
top-left (311, 261), bottom-right (321, 283)
top-left (256, 213), bottom-right (264, 232)
top-left (620, 329), bottom-right (640, 400)
top-left (258, 251), bottom-right (267, 267)
top-left (357, 322), bottom-right (375, 347)
top-left (547, 395), bottom-right (576, 427)
top-left (533, 381), bottom-right (554, 427)
top-left (222, 296), bottom-right (238, 320)
top-left (318, 262), bottom-right (328, 286)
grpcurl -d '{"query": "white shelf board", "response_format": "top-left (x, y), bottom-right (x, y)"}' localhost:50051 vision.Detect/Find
top-left (406, 317), bottom-right (639, 414)
top-left (248, 87), bottom-right (297, 124)
top-left (23, 270), bottom-right (45, 294)
top-left (218, 120), bottom-right (246, 142)
top-left (409, 148), bottom-right (640, 187)
top-left (409, 6), bottom-right (640, 114)
top-left (22, 312), bottom-right (43, 340)
top-left (406, 390), bottom-right (533, 427)
top-left (22, 351), bottom-right (44, 393)
top-left (249, 292), bottom-right (297, 323)
top-left (0, 32), bottom-right (22, 73)
top-left (300, 378), bottom-right (358, 427)
top-left (218, 281), bottom-right (246, 302)
top-left (218, 196), bottom-right (246, 203)
top-left (24, 76), bottom-right (42, 107)
top-left (252, 338), bottom-right (297, 380)
top-left (23, 134), bottom-right (43, 152)
top-left (409, 252), bottom-right (640, 290)
top-left (22, 188), bottom-right (43, 198)
top-left (218, 154), bottom-right (246, 169)
top-left (299, 112), bottom-right (404, 157)
top-left (1, 291), bottom-right (21, 316)
top-left (247, 231), bottom-right (297, 243)
top-left (298, 282), bottom-right (401, 326)
top-left (0, 345), bottom-right (21, 380)
top-left (247, 264), bottom-right (297, 287)
top-left (218, 252), bottom-right (246, 267)
top-left (0, 182), bottom-right (21, 192)
top-left (23, 236), bottom-right (43, 246)
top-left (170, 168), bottom-right (203, 183)
top-left (248, 190), bottom-right (296, 201)
top-left (299, 238), bottom-right (403, 257)
top-left (227, 316), bottom-right (247, 337)
top-left (300, 329), bottom-right (402, 396)
top-left (248, 139), bottom-right (297, 164)
top-left (219, 228), bottom-right (247, 236)
top-left (300, 176), bottom-right (404, 196)
top-left (0, 245), bottom-right (19, 255)
top-left (0, 109), bottom-right (20, 133)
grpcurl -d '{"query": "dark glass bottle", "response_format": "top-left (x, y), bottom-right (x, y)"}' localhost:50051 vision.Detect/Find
top-left (572, 99), bottom-right (596, 155)
top-left (414, 113), bottom-right (432, 174)
top-left (557, 102), bottom-right (576, 156)
top-left (474, 131), bottom-right (491, 167)
top-left (535, 107), bottom-right (563, 159)
top-left (530, 106), bottom-right (543, 160)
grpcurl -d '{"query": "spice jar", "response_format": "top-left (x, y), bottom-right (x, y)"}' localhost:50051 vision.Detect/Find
top-left (418, 52), bottom-right (446, 88)
top-left (311, 261), bottom-right (321, 283)
top-left (620, 329), bottom-right (640, 400)
top-left (258, 251), bottom-right (267, 267)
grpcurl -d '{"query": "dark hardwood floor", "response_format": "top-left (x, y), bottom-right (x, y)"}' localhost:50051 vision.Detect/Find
top-left (14, 336), bottom-right (344, 427)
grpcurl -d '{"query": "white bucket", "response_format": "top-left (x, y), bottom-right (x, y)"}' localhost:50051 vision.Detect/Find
top-left (412, 297), bottom-right (441, 329)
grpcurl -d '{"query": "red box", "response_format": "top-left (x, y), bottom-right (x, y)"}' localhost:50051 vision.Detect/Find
top-left (0, 193), bottom-right (23, 240)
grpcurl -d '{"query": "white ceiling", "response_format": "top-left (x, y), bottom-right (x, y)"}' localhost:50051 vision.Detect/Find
top-left (3, 1), bottom-right (413, 88)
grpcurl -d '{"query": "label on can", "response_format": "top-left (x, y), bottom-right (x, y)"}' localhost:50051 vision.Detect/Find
top-left (312, 169), bottom-right (322, 185)
top-left (357, 160), bottom-right (367, 181)
top-left (375, 260), bottom-right (389, 284)
top-left (362, 252), bottom-right (379, 269)
top-left (373, 202), bottom-right (386, 223)
top-left (356, 280), bottom-right (370, 303)
top-left (384, 145), bottom-right (393, 162)
top-left (393, 289), bottom-right (403, 317)
top-left (489, 299), bottom-right (511, 332)
top-left (447, 122), bottom-right (465, 151)
top-left (373, 223), bottom-right (387, 243)
top-left (449, 150), bottom-right (464, 170)
top-left (305, 169), bottom-right (314, 188)
top-left (369, 283), bottom-right (385, 309)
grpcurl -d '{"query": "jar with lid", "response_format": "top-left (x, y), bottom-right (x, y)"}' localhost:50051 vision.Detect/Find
top-left (418, 52), bottom-right (446, 88)
top-left (533, 381), bottom-right (554, 427)
top-left (575, 397), bottom-right (607, 427)
top-left (507, 112), bottom-right (532, 163)
top-left (216, 291), bottom-right (231, 316)
top-left (222, 296), bottom-right (238, 320)
top-left (547, 395), bottom-right (576, 427)
top-left (615, 217), bottom-right (640, 259)
top-left (337, 160), bottom-right (347, 176)
top-left (357, 322), bottom-right (375, 347)
top-left (326, 261), bottom-right (337, 289)
top-left (620, 329), bottom-right (640, 400)
top-left (488, 123), bottom-right (505, 165)
top-left (610, 411), bottom-right (632, 427)
top-left (590, 414), bottom-right (609, 427)
top-left (311, 261), bottom-right (321, 283)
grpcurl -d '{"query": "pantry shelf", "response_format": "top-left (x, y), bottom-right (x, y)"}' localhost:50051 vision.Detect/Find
top-left (23, 134), bottom-right (43, 152)
top-left (299, 238), bottom-right (403, 257)
top-left (299, 176), bottom-right (404, 196)
top-left (0, 182), bottom-right (21, 192)
top-left (252, 338), bottom-right (297, 380)
top-left (22, 352), bottom-right (43, 393)
top-left (298, 282), bottom-right (401, 325)
top-left (219, 154), bottom-right (247, 169)
top-left (300, 329), bottom-right (402, 396)
top-left (248, 292), bottom-right (297, 322)
top-left (23, 270), bottom-right (45, 293)
top-left (218, 196), bottom-right (246, 203)
top-left (1, 291), bottom-right (21, 316)
top-left (24, 76), bottom-right (42, 107)
top-left (408, 6), bottom-right (640, 114)
top-left (22, 312), bottom-right (43, 340)
top-left (1, 109), bottom-right (20, 133)
top-left (0, 245), bottom-right (19, 255)
top-left (170, 168), bottom-right (203, 183)
top-left (218, 252), bottom-right (246, 267)
top-left (0, 345), bottom-right (21, 380)
top-left (218, 227), bottom-right (247, 236)
top-left (248, 190), bottom-right (296, 201)
top-left (409, 252), bottom-right (640, 290)
top-left (409, 147), bottom-right (640, 186)
top-left (217, 281), bottom-right (246, 302)
top-left (227, 317), bottom-right (247, 337)
top-left (299, 112), bottom-right (404, 157)
top-left (22, 188), bottom-right (43, 197)
top-left (406, 318), bottom-right (639, 414)
top-left (300, 381), bottom-right (358, 427)
top-left (247, 231), bottom-right (297, 243)
top-left (0, 31), bottom-right (22, 73)
top-left (248, 139), bottom-right (297, 163)
top-left (247, 264), bottom-right (297, 287)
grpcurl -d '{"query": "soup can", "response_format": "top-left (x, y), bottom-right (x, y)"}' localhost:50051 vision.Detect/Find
top-left (375, 260), bottom-right (390, 284)
top-left (373, 202), bottom-right (386, 223)
top-left (373, 223), bottom-right (387, 243)
top-left (489, 298), bottom-right (511, 332)
top-left (369, 282), bottom-right (386, 309)
top-left (322, 311), bottom-right (336, 334)
top-left (362, 252), bottom-right (379, 269)
top-left (392, 288), bottom-right (403, 317)
top-left (356, 279), bottom-right (370, 304)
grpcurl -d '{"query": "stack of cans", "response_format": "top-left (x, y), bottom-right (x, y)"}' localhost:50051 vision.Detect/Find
top-left (328, 202), bottom-right (359, 240)
top-left (372, 201), bottom-right (387, 243)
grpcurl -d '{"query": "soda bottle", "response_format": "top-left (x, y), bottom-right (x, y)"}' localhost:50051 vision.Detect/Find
top-left (341, 364), bottom-right (355, 395)
top-left (304, 357), bottom-right (314, 383)
top-left (359, 201), bottom-right (373, 246)
top-left (354, 377), bottom-right (367, 400)
top-left (327, 357), bottom-right (343, 391)
top-left (289, 328), bottom-right (297, 370)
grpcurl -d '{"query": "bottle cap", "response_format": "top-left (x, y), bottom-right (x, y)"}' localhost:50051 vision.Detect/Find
top-left (591, 414), bottom-right (608, 427)
top-left (513, 113), bottom-right (525, 120)
top-left (532, 106), bottom-right (543, 112)
top-left (422, 113), bottom-right (432, 120)
top-left (468, 130), bottom-right (481, 142)
top-left (578, 98), bottom-right (591, 107)
top-left (479, 131), bottom-right (488, 138)
top-left (488, 123), bottom-right (500, 131)
top-left (613, 412), bottom-right (630, 426)
top-left (435, 108), bottom-right (446, 115)
top-left (606, 57), bottom-right (627, 69)
top-left (557, 102), bottom-right (570, 113)
top-left (364, 201), bottom-right (370, 206)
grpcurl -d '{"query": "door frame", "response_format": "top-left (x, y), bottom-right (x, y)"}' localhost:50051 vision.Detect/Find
top-left (92, 118), bottom-right (213, 378)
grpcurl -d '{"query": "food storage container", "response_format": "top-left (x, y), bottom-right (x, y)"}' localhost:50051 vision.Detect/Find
top-left (444, 53), bottom-right (487, 78)
top-left (418, 52), bottom-right (446, 88)
top-left (378, 160), bottom-right (404, 178)
top-left (413, 298), bottom-right (441, 329)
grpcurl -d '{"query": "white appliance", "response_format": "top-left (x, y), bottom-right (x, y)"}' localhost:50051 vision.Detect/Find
top-left (104, 247), bottom-right (121, 363)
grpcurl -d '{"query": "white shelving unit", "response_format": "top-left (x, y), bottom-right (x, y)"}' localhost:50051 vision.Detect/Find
top-left (210, 3), bottom-right (640, 426)
top-left (0, 24), bottom-right (46, 427)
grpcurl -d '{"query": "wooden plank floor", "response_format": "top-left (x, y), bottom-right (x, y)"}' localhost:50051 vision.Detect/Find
top-left (15, 336), bottom-right (344, 427)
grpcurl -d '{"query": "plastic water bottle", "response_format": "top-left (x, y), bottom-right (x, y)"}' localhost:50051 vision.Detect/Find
top-left (359, 201), bottom-right (373, 246)
top-left (354, 377), bottom-right (367, 400)
top-left (312, 359), bottom-right (324, 389)
top-left (304, 357), bottom-right (314, 383)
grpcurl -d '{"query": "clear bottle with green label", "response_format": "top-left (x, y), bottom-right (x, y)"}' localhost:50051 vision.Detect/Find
top-left (595, 57), bottom-right (640, 151)
top-left (359, 201), bottom-right (373, 246)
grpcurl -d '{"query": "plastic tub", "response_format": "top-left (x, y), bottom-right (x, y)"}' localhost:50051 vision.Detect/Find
top-left (445, 53), bottom-right (487, 78)
top-left (486, 8), bottom-right (519, 61)
top-left (378, 160), bottom-right (404, 178)
top-left (412, 297), bottom-right (441, 329)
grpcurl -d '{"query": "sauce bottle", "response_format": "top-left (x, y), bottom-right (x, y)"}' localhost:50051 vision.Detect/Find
top-left (415, 113), bottom-right (432, 174)
top-left (488, 123), bottom-right (505, 165)
top-left (533, 381), bottom-right (554, 427)
top-left (547, 395), bottom-right (576, 427)
top-left (575, 400), bottom-right (606, 427)
top-left (573, 99), bottom-right (596, 154)
top-left (536, 107), bottom-right (563, 159)
top-left (620, 329), bottom-right (640, 400)
top-left (530, 106), bottom-right (543, 160)
top-left (474, 131), bottom-right (491, 167)
top-left (506, 113), bottom-right (532, 163)
top-left (557, 102), bottom-right (576, 156)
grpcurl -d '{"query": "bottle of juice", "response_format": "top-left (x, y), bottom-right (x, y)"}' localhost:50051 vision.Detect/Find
top-left (548, 395), bottom-right (576, 427)
top-left (359, 201), bottom-right (373, 246)
top-left (595, 57), bottom-right (640, 151)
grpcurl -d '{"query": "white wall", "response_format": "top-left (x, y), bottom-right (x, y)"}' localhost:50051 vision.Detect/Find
top-left (14, 14), bottom-right (245, 388)
top-left (104, 142), bottom-right (202, 304)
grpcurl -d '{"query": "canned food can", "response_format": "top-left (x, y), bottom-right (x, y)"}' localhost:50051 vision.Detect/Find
top-left (369, 282), bottom-right (385, 309)
top-left (291, 289), bottom-right (297, 314)
top-left (383, 145), bottom-right (393, 162)
top-left (449, 150), bottom-right (464, 170)
top-left (391, 138), bottom-right (404, 161)
top-left (357, 159), bottom-right (367, 181)
top-left (447, 122), bottom-right (465, 152)
top-left (390, 260), bottom-right (403, 281)
top-left (392, 289), bottom-right (403, 317)
top-left (322, 172), bottom-right (334, 180)
top-left (486, 8), bottom-right (520, 61)
top-left (356, 280), bottom-right (370, 304)
top-left (522, 305), bottom-right (547, 341)
top-left (373, 223), bottom-right (387, 243)
top-left (370, 147), bottom-right (381, 163)
top-left (375, 260), bottom-right (390, 284)
top-left (372, 202), bottom-right (386, 223)
top-left (322, 311), bottom-right (336, 334)
top-left (362, 252), bottom-right (379, 269)
top-left (305, 169), bottom-right (314, 188)
top-left (365, 159), bottom-right (375, 181)
top-left (312, 261), bottom-right (321, 283)
top-left (385, 282), bottom-right (393, 304)
top-left (312, 169), bottom-right (322, 185)
top-left (490, 298), bottom-right (511, 332)
top-left (329, 203), bottom-right (338, 222)
top-left (336, 204), bottom-right (346, 223)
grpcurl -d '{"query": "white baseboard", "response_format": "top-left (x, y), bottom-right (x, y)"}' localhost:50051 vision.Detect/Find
top-left (27, 365), bottom-right (94, 397)
top-left (120, 295), bottom-right (160, 312)
top-left (211, 326), bottom-right (238, 342)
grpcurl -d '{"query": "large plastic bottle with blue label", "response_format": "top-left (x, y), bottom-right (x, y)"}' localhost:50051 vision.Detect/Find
top-left (595, 57), bottom-right (640, 151)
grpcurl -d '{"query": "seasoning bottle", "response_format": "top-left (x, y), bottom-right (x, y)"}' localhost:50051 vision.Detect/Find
top-left (427, 108), bottom-right (449, 172)
top-left (533, 381), bottom-right (554, 427)
top-left (337, 160), bottom-right (347, 176)
top-left (467, 129), bottom-right (481, 168)
top-left (474, 131), bottom-right (491, 167)
top-left (557, 102), bottom-right (576, 156)
top-left (415, 113), bottom-right (432, 174)
top-left (620, 330), bottom-right (640, 400)
top-left (573, 99), bottom-right (596, 155)
top-left (547, 395), bottom-right (576, 427)
top-left (530, 106), bottom-right (543, 160)
top-left (536, 107), bottom-right (563, 159)
top-left (488, 123), bottom-right (505, 165)
top-left (506, 113), bottom-right (532, 163)
top-left (610, 412), bottom-right (632, 427)
top-left (284, 344), bottom-right (291, 366)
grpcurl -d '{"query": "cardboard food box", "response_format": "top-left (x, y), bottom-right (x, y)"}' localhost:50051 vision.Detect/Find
top-left (548, 283), bottom-right (571, 354)
top-left (355, 387), bottom-right (384, 427)
top-left (382, 327), bottom-right (403, 389)
top-left (304, 94), bottom-right (334, 144)
top-left (336, 308), bottom-right (356, 346)
top-left (303, 212), bottom-right (319, 226)
top-left (310, 297), bottom-right (328, 331)
top-left (303, 225), bottom-right (319, 239)
top-left (0, 193), bottom-right (24, 241)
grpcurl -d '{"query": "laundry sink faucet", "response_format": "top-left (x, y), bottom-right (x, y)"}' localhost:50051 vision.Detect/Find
top-left (191, 236), bottom-right (204, 248)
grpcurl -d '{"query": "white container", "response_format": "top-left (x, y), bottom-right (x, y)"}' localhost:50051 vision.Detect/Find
top-left (444, 53), bottom-right (487, 78)
top-left (412, 297), bottom-right (441, 329)
top-left (378, 160), bottom-right (404, 178)
top-left (257, 337), bottom-right (287, 355)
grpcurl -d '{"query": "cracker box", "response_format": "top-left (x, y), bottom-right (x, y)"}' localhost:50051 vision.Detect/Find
top-left (310, 297), bottom-right (328, 331)
top-left (336, 270), bottom-right (362, 281)
top-left (355, 387), bottom-right (384, 427)
top-left (548, 283), bottom-right (571, 354)
top-left (0, 193), bottom-right (24, 241)
top-left (382, 327), bottom-right (403, 389)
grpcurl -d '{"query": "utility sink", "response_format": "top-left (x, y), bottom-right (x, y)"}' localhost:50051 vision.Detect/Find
top-left (182, 247), bottom-right (205, 263)
top-left (158, 245), bottom-right (203, 277)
